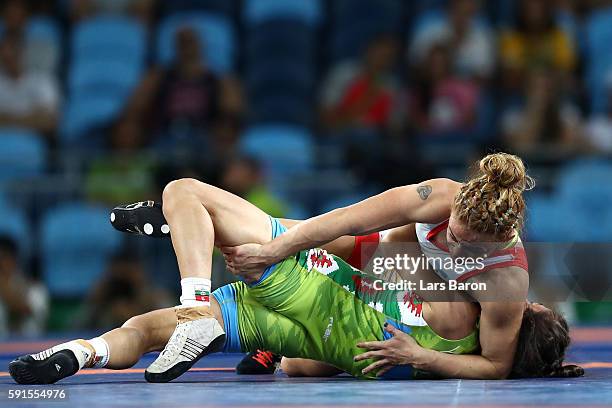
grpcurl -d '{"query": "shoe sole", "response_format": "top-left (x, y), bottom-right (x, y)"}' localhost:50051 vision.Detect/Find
top-left (110, 202), bottom-right (169, 238)
top-left (144, 334), bottom-right (226, 383)
top-left (8, 351), bottom-right (79, 385)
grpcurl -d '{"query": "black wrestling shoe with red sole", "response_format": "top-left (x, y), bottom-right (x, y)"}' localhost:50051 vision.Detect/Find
top-left (236, 350), bottom-right (281, 375)
top-left (110, 201), bottom-right (170, 238)
top-left (9, 351), bottom-right (80, 385)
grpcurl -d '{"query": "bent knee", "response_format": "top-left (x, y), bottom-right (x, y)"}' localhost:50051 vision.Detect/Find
top-left (122, 314), bottom-right (149, 334)
top-left (122, 308), bottom-right (177, 352)
top-left (162, 178), bottom-right (200, 202)
top-left (162, 178), bottom-right (204, 214)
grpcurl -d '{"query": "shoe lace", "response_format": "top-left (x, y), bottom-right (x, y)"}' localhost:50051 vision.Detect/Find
top-left (158, 322), bottom-right (189, 364)
top-left (251, 350), bottom-right (275, 368)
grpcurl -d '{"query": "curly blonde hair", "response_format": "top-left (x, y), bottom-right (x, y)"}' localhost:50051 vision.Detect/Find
top-left (453, 152), bottom-right (535, 238)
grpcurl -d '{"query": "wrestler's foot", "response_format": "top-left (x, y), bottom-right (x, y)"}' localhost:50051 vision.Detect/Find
top-left (110, 201), bottom-right (170, 237)
top-left (145, 307), bottom-right (226, 383)
top-left (236, 350), bottom-right (281, 375)
top-left (9, 340), bottom-right (94, 384)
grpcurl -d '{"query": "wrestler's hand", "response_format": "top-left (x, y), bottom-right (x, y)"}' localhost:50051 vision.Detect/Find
top-left (221, 243), bottom-right (278, 279)
top-left (354, 323), bottom-right (426, 377)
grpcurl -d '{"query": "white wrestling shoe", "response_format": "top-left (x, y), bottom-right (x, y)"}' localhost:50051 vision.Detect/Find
top-left (145, 306), bottom-right (226, 383)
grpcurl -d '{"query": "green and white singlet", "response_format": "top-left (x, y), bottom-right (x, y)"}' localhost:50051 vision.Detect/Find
top-left (212, 219), bottom-right (478, 379)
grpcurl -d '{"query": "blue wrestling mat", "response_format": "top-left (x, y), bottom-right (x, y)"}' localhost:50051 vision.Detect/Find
top-left (1, 328), bottom-right (611, 408)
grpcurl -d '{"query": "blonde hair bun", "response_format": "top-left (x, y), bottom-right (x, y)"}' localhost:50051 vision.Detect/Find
top-left (479, 152), bottom-right (534, 192)
top-left (454, 152), bottom-right (534, 237)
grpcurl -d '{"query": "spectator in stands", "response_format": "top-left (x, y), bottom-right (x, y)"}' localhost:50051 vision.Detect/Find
top-left (221, 156), bottom-right (288, 218)
top-left (2, 0), bottom-right (59, 74)
top-left (0, 34), bottom-right (59, 135)
top-left (404, 42), bottom-right (480, 134)
top-left (501, 68), bottom-right (583, 154)
top-left (0, 236), bottom-right (48, 336)
top-left (85, 251), bottom-right (171, 330)
top-left (128, 27), bottom-right (242, 153)
top-left (586, 72), bottom-right (612, 152)
top-left (319, 34), bottom-right (399, 131)
top-left (1, 0), bottom-right (28, 38)
top-left (85, 114), bottom-right (156, 204)
top-left (500, 0), bottom-right (576, 90)
top-left (408, 0), bottom-right (495, 80)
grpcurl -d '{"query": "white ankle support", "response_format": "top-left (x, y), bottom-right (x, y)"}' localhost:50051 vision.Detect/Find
top-left (88, 337), bottom-right (110, 368)
top-left (180, 278), bottom-right (211, 306)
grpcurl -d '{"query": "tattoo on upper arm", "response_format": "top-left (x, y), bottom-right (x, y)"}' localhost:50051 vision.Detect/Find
top-left (417, 185), bottom-right (432, 200)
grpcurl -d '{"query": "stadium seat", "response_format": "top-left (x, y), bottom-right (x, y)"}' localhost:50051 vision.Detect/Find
top-left (246, 59), bottom-right (315, 95)
top-left (330, 0), bottom-right (403, 61)
top-left (244, 20), bottom-right (316, 125)
top-left (22, 16), bottom-right (62, 73)
top-left (72, 16), bottom-right (146, 65)
top-left (60, 93), bottom-right (124, 144)
top-left (555, 159), bottom-right (612, 241)
top-left (41, 202), bottom-right (122, 297)
top-left (249, 93), bottom-right (313, 126)
top-left (239, 125), bottom-right (314, 178)
top-left (558, 159), bottom-right (612, 204)
top-left (0, 128), bottom-right (46, 183)
top-left (525, 161), bottom-right (612, 243)
top-left (156, 12), bottom-right (235, 74)
top-left (584, 8), bottom-right (612, 113)
top-left (27, 16), bottom-right (62, 45)
top-left (68, 60), bottom-right (142, 97)
top-left (63, 16), bottom-right (146, 143)
top-left (245, 20), bottom-right (315, 61)
top-left (525, 193), bottom-right (568, 241)
top-left (243, 0), bottom-right (321, 26)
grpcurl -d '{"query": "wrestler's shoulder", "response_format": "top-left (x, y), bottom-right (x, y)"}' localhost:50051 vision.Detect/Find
top-left (425, 178), bottom-right (462, 197)
top-left (411, 178), bottom-right (461, 209)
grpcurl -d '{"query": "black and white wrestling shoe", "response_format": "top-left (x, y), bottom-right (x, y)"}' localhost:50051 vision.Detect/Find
top-left (9, 340), bottom-right (93, 384)
top-left (110, 200), bottom-right (170, 238)
top-left (145, 307), bottom-right (226, 383)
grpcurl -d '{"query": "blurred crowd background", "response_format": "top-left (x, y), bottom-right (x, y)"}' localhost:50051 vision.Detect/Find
top-left (0, 0), bottom-right (611, 337)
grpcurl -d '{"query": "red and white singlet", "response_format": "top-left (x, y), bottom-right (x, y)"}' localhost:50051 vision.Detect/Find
top-left (347, 220), bottom-right (528, 283)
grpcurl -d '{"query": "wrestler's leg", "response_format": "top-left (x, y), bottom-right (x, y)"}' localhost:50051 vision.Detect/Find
top-left (100, 308), bottom-right (177, 369)
top-left (160, 178), bottom-right (273, 282)
top-left (245, 250), bottom-right (391, 379)
top-left (141, 180), bottom-right (283, 381)
top-left (8, 308), bottom-right (176, 384)
top-left (111, 197), bottom-right (357, 281)
top-left (108, 299), bottom-right (223, 368)
top-left (9, 301), bottom-right (225, 384)
top-left (111, 185), bottom-right (357, 378)
top-left (280, 358), bottom-right (342, 377)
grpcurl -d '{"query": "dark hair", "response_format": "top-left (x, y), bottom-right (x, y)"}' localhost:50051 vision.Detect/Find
top-left (510, 307), bottom-right (584, 378)
top-left (515, 0), bottom-right (555, 33)
top-left (0, 235), bottom-right (18, 257)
